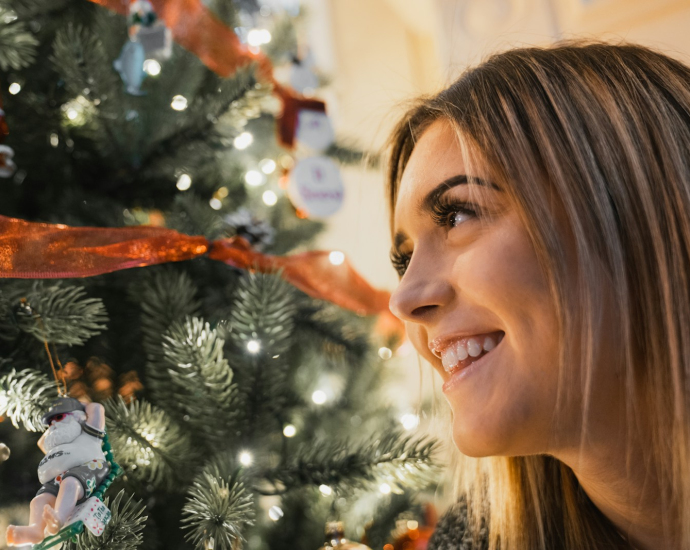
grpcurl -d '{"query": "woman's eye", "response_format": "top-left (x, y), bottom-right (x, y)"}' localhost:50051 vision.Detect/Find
top-left (390, 249), bottom-right (411, 277)
top-left (430, 199), bottom-right (478, 229)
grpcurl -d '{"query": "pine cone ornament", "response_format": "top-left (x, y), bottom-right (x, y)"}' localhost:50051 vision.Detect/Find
top-left (223, 208), bottom-right (275, 251)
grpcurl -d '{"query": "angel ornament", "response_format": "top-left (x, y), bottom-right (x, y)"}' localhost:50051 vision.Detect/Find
top-left (5, 397), bottom-right (115, 547)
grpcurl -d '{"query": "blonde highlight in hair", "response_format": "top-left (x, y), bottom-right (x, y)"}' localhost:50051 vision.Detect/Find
top-left (386, 41), bottom-right (690, 549)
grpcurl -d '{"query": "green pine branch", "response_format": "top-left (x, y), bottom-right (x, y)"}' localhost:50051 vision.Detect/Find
top-left (0, 368), bottom-right (57, 431)
top-left (105, 397), bottom-right (197, 490)
top-left (0, 5), bottom-right (39, 70)
top-left (17, 282), bottom-right (108, 346)
top-left (260, 431), bottom-right (440, 494)
top-left (131, 268), bottom-right (201, 413)
top-left (161, 316), bottom-right (240, 445)
top-left (64, 490), bottom-right (147, 550)
top-left (226, 272), bottom-right (297, 357)
top-left (181, 460), bottom-right (255, 550)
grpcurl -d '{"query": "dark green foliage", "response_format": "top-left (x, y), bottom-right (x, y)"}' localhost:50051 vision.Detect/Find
top-left (105, 397), bottom-right (197, 491)
top-left (16, 282), bottom-right (108, 346)
top-left (261, 431), bottom-right (439, 494)
top-left (0, 4), bottom-right (39, 70)
top-left (161, 317), bottom-right (239, 445)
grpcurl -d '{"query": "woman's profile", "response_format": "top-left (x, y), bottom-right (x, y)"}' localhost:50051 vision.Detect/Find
top-left (386, 42), bottom-right (690, 549)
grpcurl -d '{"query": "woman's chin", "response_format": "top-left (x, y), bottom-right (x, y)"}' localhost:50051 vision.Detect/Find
top-left (451, 416), bottom-right (518, 458)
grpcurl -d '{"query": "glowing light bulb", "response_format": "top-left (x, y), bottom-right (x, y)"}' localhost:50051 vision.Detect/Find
top-left (246, 340), bottom-right (261, 353)
top-left (319, 484), bottom-right (332, 496)
top-left (176, 174), bottom-right (192, 191)
top-left (311, 390), bottom-right (327, 405)
top-left (233, 132), bottom-right (253, 150)
top-left (247, 29), bottom-right (272, 46)
top-left (66, 108), bottom-right (78, 120)
top-left (329, 251), bottom-right (345, 266)
top-left (379, 483), bottom-right (391, 494)
top-left (245, 170), bottom-right (264, 187)
top-left (400, 413), bottom-right (420, 431)
top-left (283, 424), bottom-right (296, 437)
top-left (268, 506), bottom-right (284, 521)
top-left (262, 190), bottom-right (278, 206)
top-left (8, 83), bottom-right (20, 95)
top-left (239, 451), bottom-right (253, 466)
top-left (259, 159), bottom-right (276, 174)
top-left (143, 59), bottom-right (161, 76)
top-left (209, 198), bottom-right (222, 210)
top-left (378, 347), bottom-right (392, 360)
top-left (171, 95), bottom-right (188, 111)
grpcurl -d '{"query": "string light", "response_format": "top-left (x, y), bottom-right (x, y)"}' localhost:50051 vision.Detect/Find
top-left (283, 424), bottom-right (296, 437)
top-left (49, 133), bottom-right (59, 147)
top-left (209, 198), bottom-right (222, 210)
top-left (233, 132), bottom-right (253, 150)
top-left (378, 347), bottom-right (392, 360)
top-left (176, 174), bottom-right (192, 191)
top-left (400, 413), bottom-right (420, 431)
top-left (246, 339), bottom-right (261, 353)
top-left (245, 170), bottom-right (264, 187)
top-left (143, 59), bottom-right (161, 76)
top-left (262, 190), bottom-right (278, 206)
top-left (311, 390), bottom-right (327, 405)
top-left (259, 159), bottom-right (276, 174)
top-left (328, 251), bottom-right (345, 266)
top-left (319, 484), bottom-right (332, 496)
top-left (239, 451), bottom-right (253, 466)
top-left (247, 29), bottom-right (272, 46)
top-left (379, 483), bottom-right (391, 494)
top-left (8, 83), bottom-right (20, 95)
top-left (268, 506), bottom-right (284, 521)
top-left (407, 520), bottom-right (419, 530)
top-left (171, 95), bottom-right (188, 111)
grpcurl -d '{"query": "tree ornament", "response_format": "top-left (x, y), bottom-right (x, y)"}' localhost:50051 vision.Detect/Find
top-left (289, 51), bottom-right (319, 93)
top-left (128, 0), bottom-right (172, 59)
top-left (287, 156), bottom-right (344, 219)
top-left (0, 442), bottom-right (10, 463)
top-left (318, 521), bottom-right (371, 550)
top-left (5, 397), bottom-right (122, 548)
top-left (113, 39), bottom-right (146, 96)
top-left (223, 208), bottom-right (275, 251)
top-left (296, 109), bottom-right (335, 152)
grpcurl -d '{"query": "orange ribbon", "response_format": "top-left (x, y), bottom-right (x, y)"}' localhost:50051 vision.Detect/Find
top-left (90, 0), bottom-right (325, 148)
top-left (0, 216), bottom-right (399, 329)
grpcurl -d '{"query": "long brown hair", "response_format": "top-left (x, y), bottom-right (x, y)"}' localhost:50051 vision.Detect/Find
top-left (386, 42), bottom-right (690, 549)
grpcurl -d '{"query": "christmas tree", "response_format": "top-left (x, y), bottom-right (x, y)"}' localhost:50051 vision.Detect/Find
top-left (0, 1), bottom-right (440, 549)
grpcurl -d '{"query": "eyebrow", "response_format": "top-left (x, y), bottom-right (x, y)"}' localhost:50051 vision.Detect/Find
top-left (392, 174), bottom-right (499, 252)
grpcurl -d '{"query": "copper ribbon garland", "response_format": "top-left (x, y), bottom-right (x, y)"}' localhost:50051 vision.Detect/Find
top-left (89, 0), bottom-right (325, 148)
top-left (0, 216), bottom-right (400, 332)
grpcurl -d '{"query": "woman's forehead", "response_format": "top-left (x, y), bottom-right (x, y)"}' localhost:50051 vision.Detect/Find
top-left (395, 120), bottom-right (471, 218)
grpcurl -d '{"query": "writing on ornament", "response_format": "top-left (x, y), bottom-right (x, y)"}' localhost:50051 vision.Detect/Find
top-left (298, 186), bottom-right (343, 201)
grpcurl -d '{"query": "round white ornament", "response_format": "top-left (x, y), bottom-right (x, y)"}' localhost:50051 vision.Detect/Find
top-left (295, 109), bottom-right (335, 152)
top-left (288, 156), bottom-right (344, 219)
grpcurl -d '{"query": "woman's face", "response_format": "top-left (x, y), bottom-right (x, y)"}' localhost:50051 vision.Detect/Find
top-left (389, 119), bottom-right (563, 457)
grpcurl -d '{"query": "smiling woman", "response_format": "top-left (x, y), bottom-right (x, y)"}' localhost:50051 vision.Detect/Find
top-left (385, 42), bottom-right (690, 550)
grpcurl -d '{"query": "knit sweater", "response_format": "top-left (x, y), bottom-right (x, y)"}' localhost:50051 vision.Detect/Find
top-left (427, 498), bottom-right (490, 550)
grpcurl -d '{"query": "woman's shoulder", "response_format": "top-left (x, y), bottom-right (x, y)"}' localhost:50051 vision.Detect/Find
top-left (427, 497), bottom-right (490, 550)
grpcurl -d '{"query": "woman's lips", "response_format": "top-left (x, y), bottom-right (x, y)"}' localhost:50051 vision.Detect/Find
top-left (429, 330), bottom-right (505, 373)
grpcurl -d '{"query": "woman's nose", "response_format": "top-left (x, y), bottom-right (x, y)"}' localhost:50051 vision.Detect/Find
top-left (388, 258), bottom-right (454, 324)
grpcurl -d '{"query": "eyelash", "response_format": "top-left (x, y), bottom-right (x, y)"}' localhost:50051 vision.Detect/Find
top-left (391, 198), bottom-right (480, 277)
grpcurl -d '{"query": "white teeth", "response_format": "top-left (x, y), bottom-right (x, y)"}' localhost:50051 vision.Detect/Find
top-left (441, 345), bottom-right (458, 371)
top-left (483, 336), bottom-right (496, 352)
top-left (467, 337), bottom-right (482, 357)
top-left (455, 341), bottom-right (469, 360)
